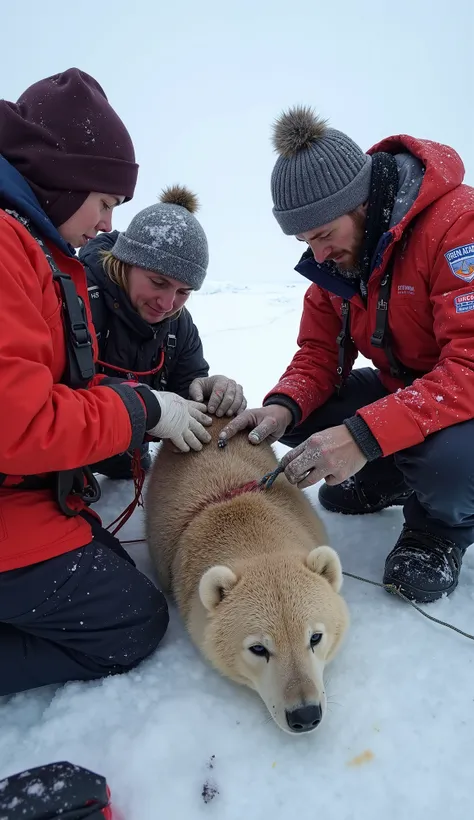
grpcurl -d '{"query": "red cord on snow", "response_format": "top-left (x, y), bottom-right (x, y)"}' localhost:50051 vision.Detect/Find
top-left (106, 448), bottom-right (147, 537)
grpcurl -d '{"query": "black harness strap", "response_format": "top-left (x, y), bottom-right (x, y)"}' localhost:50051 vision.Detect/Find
top-left (335, 299), bottom-right (351, 393)
top-left (54, 271), bottom-right (96, 385)
top-left (369, 260), bottom-right (420, 382)
top-left (158, 331), bottom-right (177, 388)
top-left (335, 257), bottom-right (421, 392)
top-left (22, 218), bottom-right (96, 388)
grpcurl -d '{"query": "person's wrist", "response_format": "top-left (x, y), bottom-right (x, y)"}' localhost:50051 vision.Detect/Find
top-left (134, 385), bottom-right (162, 430)
top-left (273, 405), bottom-right (293, 426)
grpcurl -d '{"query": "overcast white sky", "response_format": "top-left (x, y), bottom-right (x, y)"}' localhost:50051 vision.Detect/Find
top-left (2, 0), bottom-right (473, 282)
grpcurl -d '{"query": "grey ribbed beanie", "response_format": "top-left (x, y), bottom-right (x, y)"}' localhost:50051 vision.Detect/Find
top-left (271, 106), bottom-right (372, 235)
top-left (110, 185), bottom-right (208, 289)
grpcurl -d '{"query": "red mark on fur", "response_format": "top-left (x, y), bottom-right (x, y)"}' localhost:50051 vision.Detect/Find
top-left (223, 479), bottom-right (262, 500)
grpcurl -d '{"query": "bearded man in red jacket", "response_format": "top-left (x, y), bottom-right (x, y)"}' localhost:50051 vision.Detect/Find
top-left (221, 106), bottom-right (474, 605)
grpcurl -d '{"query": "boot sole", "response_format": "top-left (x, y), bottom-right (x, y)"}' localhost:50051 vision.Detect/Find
top-left (318, 494), bottom-right (412, 516)
top-left (382, 573), bottom-right (459, 604)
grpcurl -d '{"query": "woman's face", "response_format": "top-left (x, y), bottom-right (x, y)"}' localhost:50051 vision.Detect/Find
top-left (58, 192), bottom-right (124, 248)
top-left (127, 267), bottom-right (192, 323)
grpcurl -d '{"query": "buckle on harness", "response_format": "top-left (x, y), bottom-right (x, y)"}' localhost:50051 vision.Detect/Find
top-left (370, 329), bottom-right (385, 348)
top-left (70, 323), bottom-right (91, 349)
top-left (336, 329), bottom-right (347, 346)
top-left (55, 466), bottom-right (101, 517)
top-left (70, 315), bottom-right (92, 348)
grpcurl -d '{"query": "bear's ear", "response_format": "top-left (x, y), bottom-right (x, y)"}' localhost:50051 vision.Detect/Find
top-left (306, 546), bottom-right (343, 593)
top-left (199, 565), bottom-right (239, 612)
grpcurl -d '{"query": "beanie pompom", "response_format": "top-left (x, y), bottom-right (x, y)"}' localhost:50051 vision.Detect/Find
top-left (159, 185), bottom-right (199, 214)
top-left (272, 105), bottom-right (328, 158)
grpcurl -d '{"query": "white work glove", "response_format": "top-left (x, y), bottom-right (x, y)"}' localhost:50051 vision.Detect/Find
top-left (189, 374), bottom-right (247, 417)
top-left (147, 391), bottom-right (212, 453)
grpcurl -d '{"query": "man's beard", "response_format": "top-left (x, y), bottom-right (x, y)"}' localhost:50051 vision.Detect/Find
top-left (333, 210), bottom-right (366, 280)
top-left (337, 265), bottom-right (360, 281)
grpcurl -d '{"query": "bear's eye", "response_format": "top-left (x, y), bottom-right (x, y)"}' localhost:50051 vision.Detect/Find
top-left (310, 633), bottom-right (323, 650)
top-left (249, 644), bottom-right (270, 662)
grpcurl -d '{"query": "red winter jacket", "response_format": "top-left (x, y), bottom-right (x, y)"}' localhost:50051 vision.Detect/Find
top-left (264, 135), bottom-right (474, 457)
top-left (0, 209), bottom-right (149, 571)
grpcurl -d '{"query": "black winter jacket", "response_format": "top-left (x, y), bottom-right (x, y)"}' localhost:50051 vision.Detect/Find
top-left (79, 231), bottom-right (209, 398)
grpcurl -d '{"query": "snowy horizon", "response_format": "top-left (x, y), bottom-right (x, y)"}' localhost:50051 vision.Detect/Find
top-left (2, 0), bottom-right (473, 286)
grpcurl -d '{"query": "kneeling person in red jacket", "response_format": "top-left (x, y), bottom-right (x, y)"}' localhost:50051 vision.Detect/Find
top-left (0, 69), bottom-right (214, 696)
top-left (220, 106), bottom-right (474, 604)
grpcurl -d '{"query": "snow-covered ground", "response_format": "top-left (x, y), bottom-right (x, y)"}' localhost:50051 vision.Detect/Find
top-left (1, 281), bottom-right (473, 820)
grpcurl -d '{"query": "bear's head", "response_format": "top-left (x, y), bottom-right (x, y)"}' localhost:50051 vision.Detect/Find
top-left (198, 545), bottom-right (349, 734)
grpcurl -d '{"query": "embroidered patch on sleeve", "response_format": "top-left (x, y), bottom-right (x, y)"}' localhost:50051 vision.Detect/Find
top-left (445, 244), bottom-right (474, 282)
top-left (454, 292), bottom-right (474, 313)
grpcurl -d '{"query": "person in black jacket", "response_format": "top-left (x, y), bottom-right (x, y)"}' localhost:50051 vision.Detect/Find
top-left (79, 184), bottom-right (246, 479)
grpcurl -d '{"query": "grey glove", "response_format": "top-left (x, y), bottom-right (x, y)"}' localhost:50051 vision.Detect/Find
top-left (189, 374), bottom-right (247, 417)
top-left (218, 404), bottom-right (293, 444)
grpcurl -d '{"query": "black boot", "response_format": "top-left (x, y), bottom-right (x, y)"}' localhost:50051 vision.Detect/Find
top-left (318, 476), bottom-right (412, 515)
top-left (383, 526), bottom-right (464, 604)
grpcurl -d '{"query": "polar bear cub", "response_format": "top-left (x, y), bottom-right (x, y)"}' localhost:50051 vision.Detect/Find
top-left (145, 416), bottom-right (349, 734)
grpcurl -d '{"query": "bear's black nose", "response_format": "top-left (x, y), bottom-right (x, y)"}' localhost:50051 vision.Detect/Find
top-left (285, 704), bottom-right (323, 732)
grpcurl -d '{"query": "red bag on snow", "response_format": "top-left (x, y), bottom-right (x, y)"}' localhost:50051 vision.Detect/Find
top-left (0, 761), bottom-right (123, 819)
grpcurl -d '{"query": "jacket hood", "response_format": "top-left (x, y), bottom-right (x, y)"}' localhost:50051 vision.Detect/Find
top-left (369, 134), bottom-right (464, 239)
top-left (0, 154), bottom-right (73, 256)
top-left (78, 228), bottom-right (119, 277)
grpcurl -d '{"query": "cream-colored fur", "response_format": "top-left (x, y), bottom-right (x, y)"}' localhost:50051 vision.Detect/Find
top-left (145, 416), bottom-right (349, 734)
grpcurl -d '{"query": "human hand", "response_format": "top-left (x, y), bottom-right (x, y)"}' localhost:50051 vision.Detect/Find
top-left (280, 425), bottom-right (367, 489)
top-left (189, 374), bottom-right (247, 417)
top-left (218, 404), bottom-right (293, 445)
top-left (147, 391), bottom-right (212, 452)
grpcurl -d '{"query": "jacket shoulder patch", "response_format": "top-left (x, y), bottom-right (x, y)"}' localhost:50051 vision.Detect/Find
top-left (445, 244), bottom-right (474, 282)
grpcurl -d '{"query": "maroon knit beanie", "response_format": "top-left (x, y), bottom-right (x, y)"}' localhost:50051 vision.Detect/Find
top-left (0, 67), bottom-right (139, 227)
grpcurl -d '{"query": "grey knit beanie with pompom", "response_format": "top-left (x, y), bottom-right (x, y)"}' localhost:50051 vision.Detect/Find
top-left (111, 184), bottom-right (208, 289)
top-left (270, 105), bottom-right (372, 235)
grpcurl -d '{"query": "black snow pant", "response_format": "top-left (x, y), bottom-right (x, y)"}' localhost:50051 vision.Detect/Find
top-left (0, 511), bottom-right (169, 696)
top-left (280, 367), bottom-right (474, 551)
